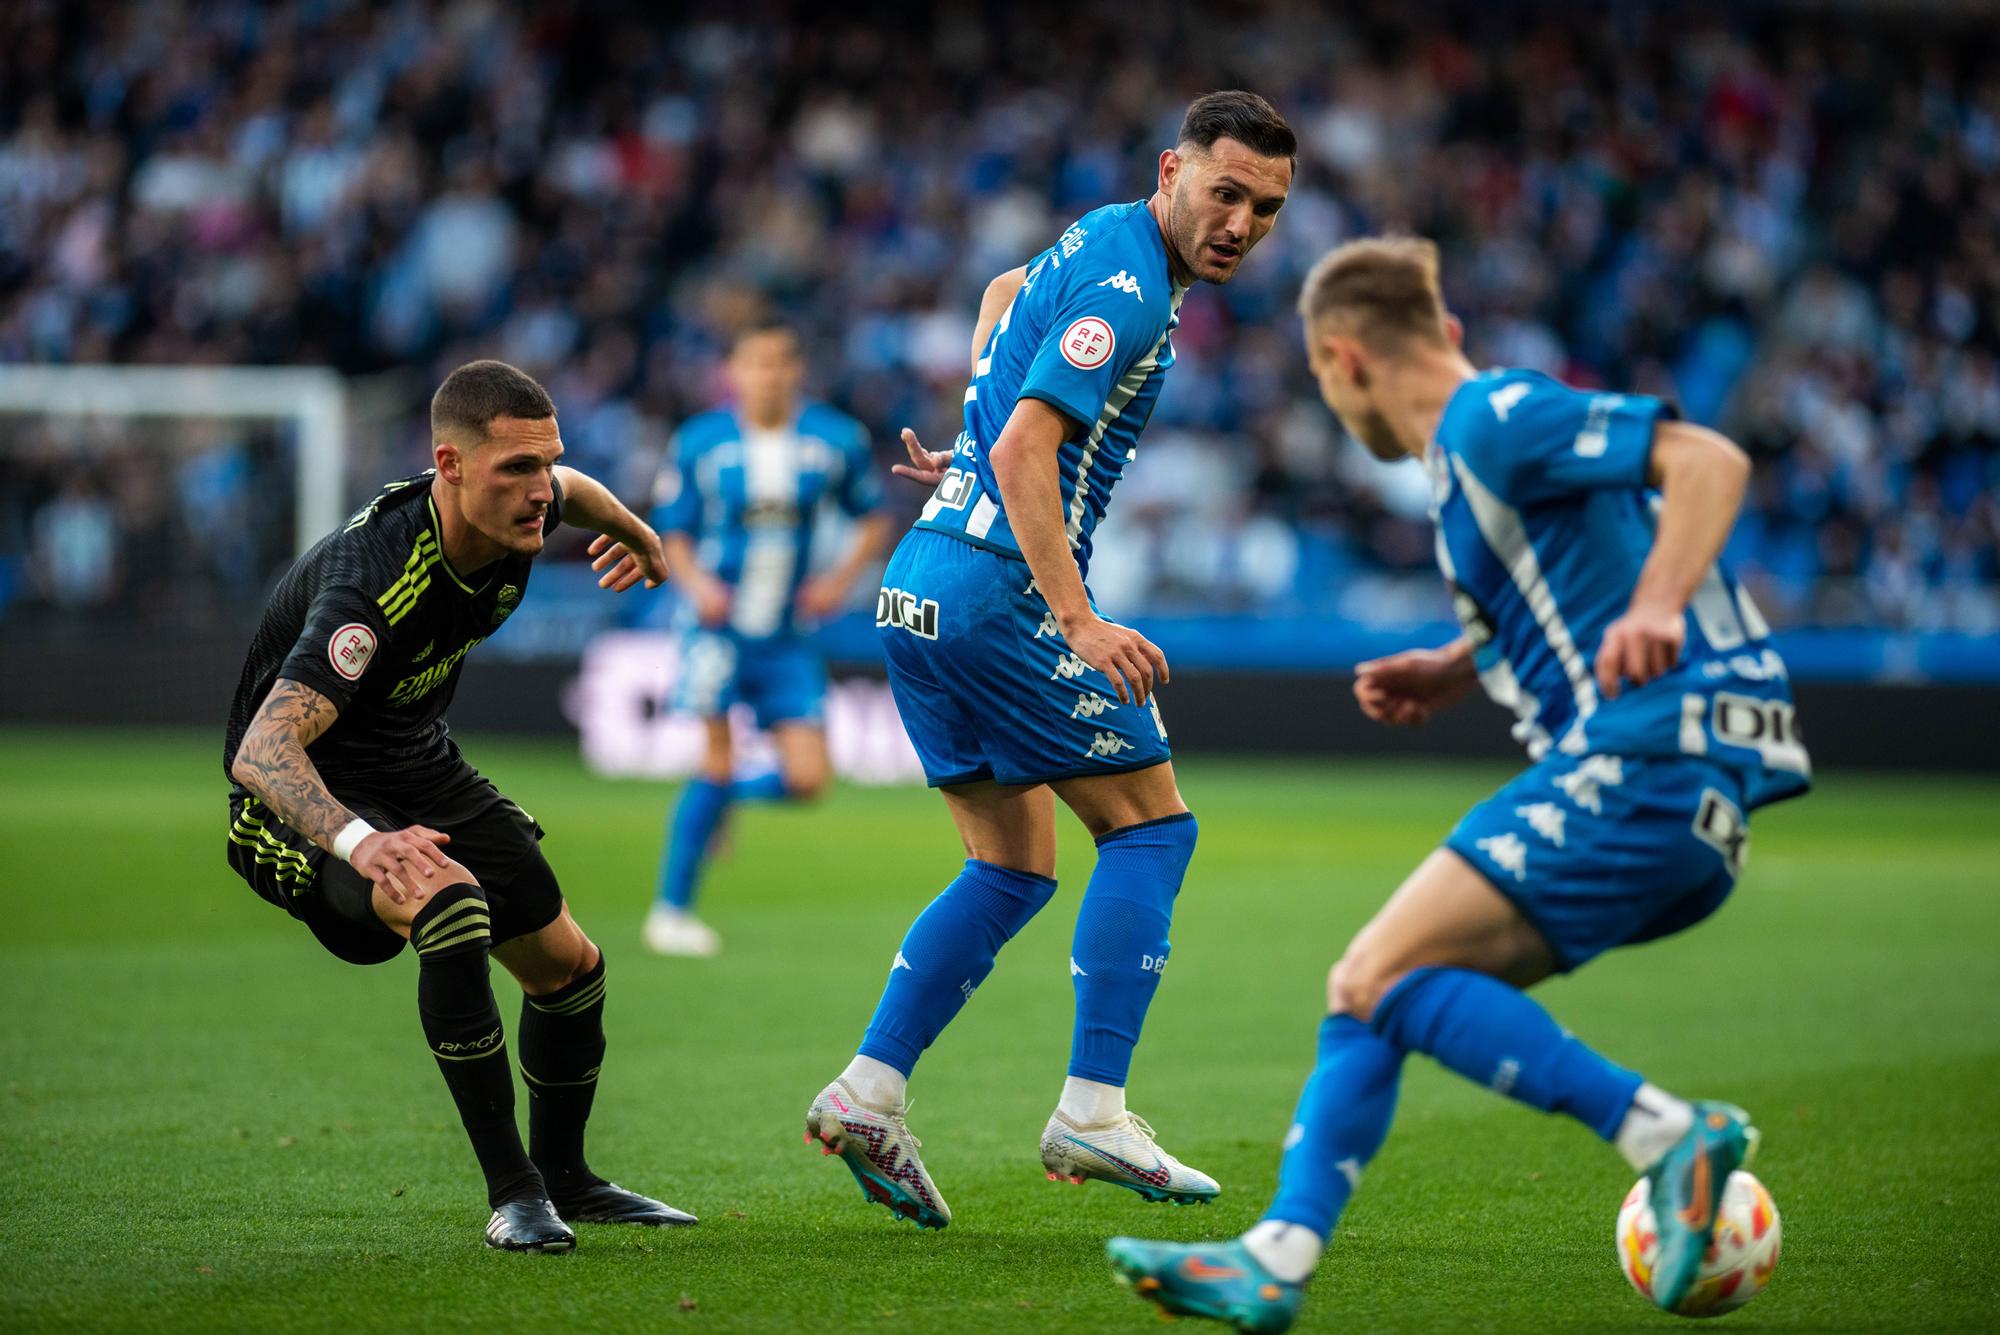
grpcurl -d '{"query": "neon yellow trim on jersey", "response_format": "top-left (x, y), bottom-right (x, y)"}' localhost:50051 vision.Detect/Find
top-left (426, 496), bottom-right (490, 596)
top-left (378, 530), bottom-right (441, 625)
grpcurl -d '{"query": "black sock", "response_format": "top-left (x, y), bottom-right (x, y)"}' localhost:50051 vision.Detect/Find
top-left (518, 951), bottom-right (608, 1201)
top-left (411, 885), bottom-right (543, 1208)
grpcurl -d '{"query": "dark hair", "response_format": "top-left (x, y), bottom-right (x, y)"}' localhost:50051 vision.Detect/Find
top-left (1177, 90), bottom-right (1296, 163)
top-left (731, 318), bottom-right (801, 352)
top-left (431, 359), bottom-right (555, 443)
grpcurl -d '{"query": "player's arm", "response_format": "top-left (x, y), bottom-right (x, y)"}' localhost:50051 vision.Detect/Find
top-left (662, 531), bottom-right (730, 625)
top-left (230, 680), bottom-right (450, 902)
top-left (1353, 637), bottom-right (1479, 727)
top-left (970, 266), bottom-right (1029, 374)
top-left (1595, 421), bottom-right (1752, 698)
top-left (555, 464), bottom-right (668, 592)
top-left (797, 513), bottom-right (891, 620)
top-left (988, 398), bottom-right (1167, 704)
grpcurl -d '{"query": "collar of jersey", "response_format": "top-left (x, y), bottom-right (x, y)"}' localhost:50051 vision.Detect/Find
top-left (425, 494), bottom-right (495, 597)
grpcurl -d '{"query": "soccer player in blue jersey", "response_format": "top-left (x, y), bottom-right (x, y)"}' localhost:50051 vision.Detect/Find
top-left (643, 322), bottom-right (890, 956)
top-left (1107, 237), bottom-right (1812, 1329)
top-left (802, 92), bottom-right (1296, 1228)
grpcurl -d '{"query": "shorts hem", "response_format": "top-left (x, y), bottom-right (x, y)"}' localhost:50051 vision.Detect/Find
top-left (1440, 836), bottom-right (1582, 974)
top-left (926, 766), bottom-right (997, 789)
top-left (995, 755), bottom-right (1172, 789)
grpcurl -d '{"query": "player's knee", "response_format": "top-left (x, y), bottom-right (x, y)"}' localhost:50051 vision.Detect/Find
top-left (410, 882), bottom-right (492, 959)
top-left (435, 856), bottom-right (479, 888)
top-left (1327, 951), bottom-right (1402, 1024)
top-left (785, 764), bottom-right (830, 802)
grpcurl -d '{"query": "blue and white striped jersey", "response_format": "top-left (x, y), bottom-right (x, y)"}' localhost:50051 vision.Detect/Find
top-left (1430, 369), bottom-right (1810, 810)
top-left (915, 200), bottom-right (1186, 575)
top-left (653, 403), bottom-right (884, 639)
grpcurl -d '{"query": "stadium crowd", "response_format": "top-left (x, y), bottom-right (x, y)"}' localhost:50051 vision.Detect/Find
top-left (2, 0), bottom-right (1996, 633)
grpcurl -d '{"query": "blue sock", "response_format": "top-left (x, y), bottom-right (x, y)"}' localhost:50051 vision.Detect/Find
top-left (1068, 813), bottom-right (1198, 1086)
top-left (1263, 1015), bottom-right (1403, 1238)
top-left (1372, 967), bottom-right (1644, 1140)
top-left (858, 860), bottom-right (1058, 1075)
top-left (657, 778), bottom-right (729, 911)
top-left (731, 771), bottom-right (790, 803)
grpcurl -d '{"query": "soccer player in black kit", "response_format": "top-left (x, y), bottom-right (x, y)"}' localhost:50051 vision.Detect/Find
top-left (224, 360), bottom-right (686, 1251)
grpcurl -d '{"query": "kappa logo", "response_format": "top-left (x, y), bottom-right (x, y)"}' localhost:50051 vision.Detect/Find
top-left (327, 623), bottom-right (379, 681)
top-left (1051, 652), bottom-right (1090, 681)
top-left (1556, 754), bottom-right (1625, 815)
top-left (1488, 382), bottom-right (1532, 421)
top-left (1475, 831), bottom-right (1529, 882)
top-left (876, 587), bottom-right (940, 639)
top-left (1071, 692), bottom-right (1114, 719)
top-left (1096, 269), bottom-right (1143, 301)
top-left (1515, 801), bottom-right (1568, 847)
top-left (1034, 610), bottom-right (1061, 639)
top-left (1085, 731), bottom-right (1132, 759)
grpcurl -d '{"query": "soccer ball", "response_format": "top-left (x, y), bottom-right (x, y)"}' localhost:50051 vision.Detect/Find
top-left (1616, 1170), bottom-right (1781, 1317)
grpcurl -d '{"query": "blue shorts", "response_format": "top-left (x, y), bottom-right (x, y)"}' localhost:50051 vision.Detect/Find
top-left (672, 629), bottom-right (826, 729)
top-left (877, 528), bottom-right (1173, 788)
top-left (1445, 754), bottom-right (1749, 972)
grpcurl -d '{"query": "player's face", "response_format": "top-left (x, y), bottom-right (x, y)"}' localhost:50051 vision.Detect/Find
top-left (455, 415), bottom-right (563, 557)
top-left (728, 331), bottom-right (804, 423)
top-left (1306, 325), bottom-right (1403, 462)
top-left (1164, 139), bottom-right (1291, 284)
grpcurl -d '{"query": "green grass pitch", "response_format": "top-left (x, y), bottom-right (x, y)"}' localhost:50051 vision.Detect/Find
top-left (3, 727), bottom-right (1997, 1332)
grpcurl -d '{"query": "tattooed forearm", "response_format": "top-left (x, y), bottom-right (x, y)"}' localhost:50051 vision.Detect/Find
top-left (229, 678), bottom-right (356, 850)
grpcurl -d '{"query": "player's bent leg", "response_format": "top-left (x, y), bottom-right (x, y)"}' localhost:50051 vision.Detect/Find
top-left (769, 721), bottom-right (832, 802)
top-left (647, 717), bottom-right (734, 957)
top-left (495, 909), bottom-right (697, 1229)
top-left (1042, 763), bottom-right (1216, 1204)
top-left (406, 883), bottom-right (571, 1252)
top-left (805, 781), bottom-right (1057, 1229)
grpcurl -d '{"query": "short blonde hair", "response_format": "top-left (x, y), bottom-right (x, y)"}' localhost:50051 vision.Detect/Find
top-left (1297, 236), bottom-right (1449, 351)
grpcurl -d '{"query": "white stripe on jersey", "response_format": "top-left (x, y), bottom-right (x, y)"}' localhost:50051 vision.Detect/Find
top-left (1434, 522), bottom-right (1553, 756)
top-left (1066, 315), bottom-right (1176, 548)
top-left (732, 427), bottom-right (800, 637)
top-left (1449, 455), bottom-right (1599, 754)
top-left (967, 493), bottom-right (1000, 540)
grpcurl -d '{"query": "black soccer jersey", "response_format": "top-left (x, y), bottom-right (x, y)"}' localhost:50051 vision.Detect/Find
top-left (223, 470), bottom-right (562, 797)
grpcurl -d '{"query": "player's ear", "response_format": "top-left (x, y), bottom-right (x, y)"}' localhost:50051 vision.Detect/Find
top-left (434, 438), bottom-right (464, 484)
top-left (1444, 313), bottom-right (1465, 348)
top-left (1157, 147), bottom-right (1182, 194)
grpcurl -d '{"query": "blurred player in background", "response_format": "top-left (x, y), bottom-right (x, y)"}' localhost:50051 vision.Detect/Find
top-left (224, 360), bottom-right (694, 1252)
top-left (803, 92), bottom-right (1295, 1228)
top-left (644, 322), bottom-right (890, 956)
top-left (1108, 239), bottom-right (1812, 1330)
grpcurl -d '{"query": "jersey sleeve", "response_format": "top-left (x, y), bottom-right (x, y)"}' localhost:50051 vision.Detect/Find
top-left (651, 434), bottom-right (701, 536)
top-left (1458, 382), bottom-right (1674, 506)
top-left (1016, 266), bottom-right (1168, 431)
top-left (275, 585), bottom-right (391, 712)
top-left (834, 422), bottom-right (886, 517)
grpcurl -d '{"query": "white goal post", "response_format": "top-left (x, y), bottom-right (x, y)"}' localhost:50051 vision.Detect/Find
top-left (0, 364), bottom-right (348, 555)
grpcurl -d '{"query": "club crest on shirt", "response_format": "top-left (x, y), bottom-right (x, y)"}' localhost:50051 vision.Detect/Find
top-left (492, 584), bottom-right (520, 625)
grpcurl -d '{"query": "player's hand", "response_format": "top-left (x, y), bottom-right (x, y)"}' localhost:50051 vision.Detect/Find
top-left (350, 826), bottom-right (452, 905)
top-left (685, 574), bottom-right (731, 626)
top-left (1353, 645), bottom-right (1479, 727)
top-left (1064, 612), bottom-right (1170, 706)
top-left (890, 428), bottom-right (954, 486)
top-left (587, 531), bottom-right (669, 592)
top-left (1595, 602), bottom-right (1685, 700)
top-left (795, 574), bottom-right (849, 620)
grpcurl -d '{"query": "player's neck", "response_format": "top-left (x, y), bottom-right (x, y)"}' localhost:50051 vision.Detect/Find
top-left (1385, 347), bottom-right (1478, 460)
top-left (739, 400), bottom-right (795, 432)
top-left (428, 476), bottom-right (506, 578)
top-left (1147, 193), bottom-right (1195, 289)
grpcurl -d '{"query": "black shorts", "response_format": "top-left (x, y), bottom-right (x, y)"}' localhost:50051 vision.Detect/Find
top-left (225, 760), bottom-right (564, 965)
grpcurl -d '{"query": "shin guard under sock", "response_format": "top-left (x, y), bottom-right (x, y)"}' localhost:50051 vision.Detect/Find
top-left (519, 952), bottom-right (608, 1200)
top-left (412, 885), bottom-right (541, 1207)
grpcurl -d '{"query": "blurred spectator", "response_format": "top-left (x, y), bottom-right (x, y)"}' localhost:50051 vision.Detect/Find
top-left (1, 0), bottom-right (1995, 631)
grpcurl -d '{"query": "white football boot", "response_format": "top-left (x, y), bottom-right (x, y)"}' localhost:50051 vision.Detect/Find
top-left (642, 906), bottom-right (721, 957)
top-left (804, 1079), bottom-right (951, 1229)
top-left (1040, 1109), bottom-right (1220, 1205)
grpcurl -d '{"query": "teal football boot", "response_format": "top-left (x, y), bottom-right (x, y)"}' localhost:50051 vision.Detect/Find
top-left (1646, 1101), bottom-right (1759, 1312)
top-left (1106, 1236), bottom-right (1304, 1334)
